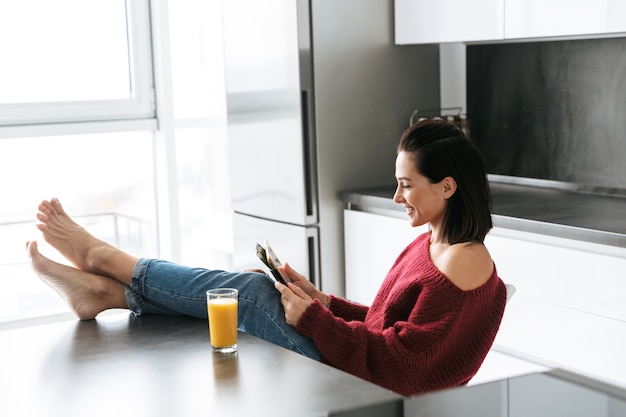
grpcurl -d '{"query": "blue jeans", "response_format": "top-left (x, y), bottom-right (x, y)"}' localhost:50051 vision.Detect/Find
top-left (124, 258), bottom-right (321, 360)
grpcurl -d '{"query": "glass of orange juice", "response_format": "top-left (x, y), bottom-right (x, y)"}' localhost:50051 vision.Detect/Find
top-left (206, 288), bottom-right (238, 353)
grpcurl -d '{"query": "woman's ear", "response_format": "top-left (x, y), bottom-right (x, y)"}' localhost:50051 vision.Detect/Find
top-left (441, 176), bottom-right (457, 199)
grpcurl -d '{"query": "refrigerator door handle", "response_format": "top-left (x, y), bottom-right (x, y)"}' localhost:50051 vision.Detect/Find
top-left (301, 89), bottom-right (317, 221)
top-left (305, 227), bottom-right (321, 288)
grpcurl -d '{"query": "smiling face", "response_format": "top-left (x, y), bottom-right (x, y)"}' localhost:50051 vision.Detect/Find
top-left (393, 151), bottom-right (453, 230)
top-left (395, 118), bottom-right (490, 243)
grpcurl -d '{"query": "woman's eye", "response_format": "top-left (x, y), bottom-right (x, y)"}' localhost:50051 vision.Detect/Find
top-left (402, 185), bottom-right (411, 190)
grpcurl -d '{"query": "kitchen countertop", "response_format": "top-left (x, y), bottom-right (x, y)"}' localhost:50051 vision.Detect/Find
top-left (340, 179), bottom-right (626, 248)
top-left (0, 314), bottom-right (402, 417)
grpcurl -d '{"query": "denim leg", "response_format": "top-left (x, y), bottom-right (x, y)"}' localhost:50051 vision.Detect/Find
top-left (125, 258), bottom-right (321, 360)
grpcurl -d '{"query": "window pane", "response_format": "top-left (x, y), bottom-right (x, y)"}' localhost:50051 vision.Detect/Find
top-left (0, 131), bottom-right (157, 321)
top-left (0, 0), bottom-right (130, 103)
top-left (169, 0), bottom-right (227, 119)
top-left (175, 126), bottom-right (233, 269)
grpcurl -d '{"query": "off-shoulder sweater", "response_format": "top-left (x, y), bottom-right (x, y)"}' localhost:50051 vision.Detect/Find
top-left (296, 232), bottom-right (507, 396)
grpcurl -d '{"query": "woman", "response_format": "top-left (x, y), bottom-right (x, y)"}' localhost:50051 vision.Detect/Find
top-left (27, 118), bottom-right (507, 396)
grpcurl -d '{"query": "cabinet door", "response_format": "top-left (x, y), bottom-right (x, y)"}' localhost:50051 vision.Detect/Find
top-left (394, 0), bottom-right (504, 44)
top-left (344, 210), bottom-right (426, 305)
top-left (505, 0), bottom-right (626, 39)
top-left (485, 227), bottom-right (626, 321)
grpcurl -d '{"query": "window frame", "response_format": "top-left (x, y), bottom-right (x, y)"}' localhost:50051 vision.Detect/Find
top-left (0, 0), bottom-right (154, 126)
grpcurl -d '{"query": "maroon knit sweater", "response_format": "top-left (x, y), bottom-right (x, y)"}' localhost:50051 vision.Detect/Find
top-left (296, 232), bottom-right (507, 396)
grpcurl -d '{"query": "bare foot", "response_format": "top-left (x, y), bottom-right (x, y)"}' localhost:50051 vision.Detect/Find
top-left (35, 198), bottom-right (136, 282)
top-left (27, 241), bottom-right (128, 320)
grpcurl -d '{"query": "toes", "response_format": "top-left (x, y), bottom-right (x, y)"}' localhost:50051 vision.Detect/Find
top-left (38, 202), bottom-right (52, 217)
top-left (26, 240), bottom-right (39, 259)
top-left (50, 197), bottom-right (64, 214)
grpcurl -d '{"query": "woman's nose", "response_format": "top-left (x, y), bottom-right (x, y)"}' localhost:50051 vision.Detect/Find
top-left (393, 187), bottom-right (402, 203)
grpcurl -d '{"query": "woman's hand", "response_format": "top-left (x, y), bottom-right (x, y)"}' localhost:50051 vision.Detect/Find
top-left (275, 263), bottom-right (330, 326)
top-left (278, 263), bottom-right (329, 306)
top-left (275, 281), bottom-right (313, 326)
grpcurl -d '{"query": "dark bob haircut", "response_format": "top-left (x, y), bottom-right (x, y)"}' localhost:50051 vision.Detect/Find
top-left (397, 118), bottom-right (493, 243)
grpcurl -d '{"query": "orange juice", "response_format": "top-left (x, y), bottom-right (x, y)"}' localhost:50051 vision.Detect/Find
top-left (208, 298), bottom-right (238, 349)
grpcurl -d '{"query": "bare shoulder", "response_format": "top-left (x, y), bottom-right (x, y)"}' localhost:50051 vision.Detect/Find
top-left (432, 242), bottom-right (494, 291)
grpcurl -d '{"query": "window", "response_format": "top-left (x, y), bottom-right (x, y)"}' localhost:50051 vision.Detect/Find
top-left (0, 0), bottom-right (232, 327)
top-left (167, 0), bottom-right (232, 269)
top-left (0, 0), bottom-right (153, 125)
top-left (0, 0), bottom-right (157, 325)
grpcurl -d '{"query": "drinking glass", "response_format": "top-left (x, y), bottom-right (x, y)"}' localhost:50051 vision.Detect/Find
top-left (206, 288), bottom-right (238, 353)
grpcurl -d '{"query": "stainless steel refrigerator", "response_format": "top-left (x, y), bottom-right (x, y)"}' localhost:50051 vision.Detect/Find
top-left (222, 0), bottom-right (439, 293)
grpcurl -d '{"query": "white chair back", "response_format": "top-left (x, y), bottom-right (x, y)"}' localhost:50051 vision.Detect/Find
top-left (505, 283), bottom-right (516, 302)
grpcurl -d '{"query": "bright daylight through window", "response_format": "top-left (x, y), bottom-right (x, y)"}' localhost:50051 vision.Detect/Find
top-left (0, 0), bottom-right (231, 327)
top-left (0, 2), bottom-right (130, 104)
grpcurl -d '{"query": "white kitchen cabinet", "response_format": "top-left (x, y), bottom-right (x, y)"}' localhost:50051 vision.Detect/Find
top-left (395, 0), bottom-right (626, 45)
top-left (505, 0), bottom-right (626, 39)
top-left (394, 0), bottom-right (504, 44)
top-left (344, 210), bottom-right (426, 305)
top-left (485, 227), bottom-right (626, 321)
